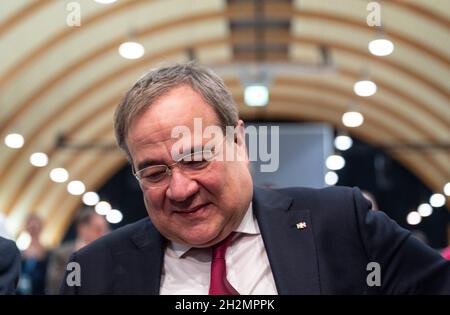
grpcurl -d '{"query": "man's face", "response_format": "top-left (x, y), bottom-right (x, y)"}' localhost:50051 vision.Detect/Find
top-left (26, 216), bottom-right (42, 238)
top-left (79, 215), bottom-right (109, 244)
top-left (126, 85), bottom-right (253, 247)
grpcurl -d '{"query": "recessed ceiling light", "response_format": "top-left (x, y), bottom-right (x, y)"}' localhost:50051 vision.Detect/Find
top-left (49, 168), bottom-right (69, 183)
top-left (30, 152), bottom-right (48, 167)
top-left (67, 180), bottom-right (86, 195)
top-left (118, 41), bottom-right (145, 60)
top-left (4, 133), bottom-right (25, 149)
top-left (353, 80), bottom-right (377, 97)
top-left (369, 38), bottom-right (394, 56)
top-left (244, 85), bottom-right (269, 107)
top-left (342, 111), bottom-right (364, 128)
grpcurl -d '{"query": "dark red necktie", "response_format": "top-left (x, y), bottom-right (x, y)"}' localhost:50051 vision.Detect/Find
top-left (208, 233), bottom-right (240, 295)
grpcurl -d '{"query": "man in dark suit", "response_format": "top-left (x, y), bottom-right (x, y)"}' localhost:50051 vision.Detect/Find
top-left (61, 62), bottom-right (450, 294)
top-left (0, 236), bottom-right (21, 294)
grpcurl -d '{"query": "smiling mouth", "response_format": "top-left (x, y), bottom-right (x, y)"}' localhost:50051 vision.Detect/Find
top-left (173, 203), bottom-right (210, 216)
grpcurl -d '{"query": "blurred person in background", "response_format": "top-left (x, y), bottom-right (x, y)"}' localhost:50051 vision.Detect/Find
top-left (46, 207), bottom-right (109, 294)
top-left (0, 236), bottom-right (21, 294)
top-left (16, 214), bottom-right (48, 295)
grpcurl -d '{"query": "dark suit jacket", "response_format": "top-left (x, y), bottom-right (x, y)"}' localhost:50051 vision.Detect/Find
top-left (0, 236), bottom-right (21, 294)
top-left (60, 186), bottom-right (450, 294)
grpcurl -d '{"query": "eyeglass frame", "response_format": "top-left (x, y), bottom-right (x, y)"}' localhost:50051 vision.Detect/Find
top-left (132, 137), bottom-right (228, 188)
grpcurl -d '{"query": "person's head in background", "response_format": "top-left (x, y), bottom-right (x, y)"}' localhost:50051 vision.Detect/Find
top-left (25, 214), bottom-right (43, 240)
top-left (362, 190), bottom-right (379, 211)
top-left (74, 208), bottom-right (109, 251)
top-left (22, 214), bottom-right (46, 260)
top-left (114, 62), bottom-right (253, 248)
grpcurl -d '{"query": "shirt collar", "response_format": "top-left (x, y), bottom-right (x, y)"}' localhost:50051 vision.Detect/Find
top-left (169, 202), bottom-right (259, 258)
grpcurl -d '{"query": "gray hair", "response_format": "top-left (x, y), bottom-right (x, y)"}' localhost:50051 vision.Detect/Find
top-left (113, 62), bottom-right (239, 162)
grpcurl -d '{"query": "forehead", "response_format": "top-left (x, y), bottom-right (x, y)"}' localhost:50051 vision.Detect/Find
top-left (126, 85), bottom-right (222, 153)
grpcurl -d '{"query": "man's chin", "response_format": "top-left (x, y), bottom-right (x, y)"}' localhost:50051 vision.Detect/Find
top-left (176, 228), bottom-right (224, 248)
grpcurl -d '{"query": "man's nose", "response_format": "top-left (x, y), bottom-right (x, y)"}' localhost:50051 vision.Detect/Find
top-left (165, 168), bottom-right (199, 202)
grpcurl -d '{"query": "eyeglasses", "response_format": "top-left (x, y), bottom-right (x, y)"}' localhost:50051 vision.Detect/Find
top-left (133, 139), bottom-right (226, 189)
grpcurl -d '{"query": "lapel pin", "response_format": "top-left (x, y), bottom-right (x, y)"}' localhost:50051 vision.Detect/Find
top-left (296, 221), bottom-right (307, 230)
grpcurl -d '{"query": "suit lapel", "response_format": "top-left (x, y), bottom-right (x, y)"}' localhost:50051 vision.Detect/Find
top-left (113, 219), bottom-right (165, 294)
top-left (253, 187), bottom-right (321, 294)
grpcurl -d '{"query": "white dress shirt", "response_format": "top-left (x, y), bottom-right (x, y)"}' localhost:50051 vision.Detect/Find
top-left (159, 203), bottom-right (278, 294)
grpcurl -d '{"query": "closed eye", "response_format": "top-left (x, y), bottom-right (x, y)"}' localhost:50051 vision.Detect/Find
top-left (140, 167), bottom-right (167, 182)
top-left (180, 159), bottom-right (209, 169)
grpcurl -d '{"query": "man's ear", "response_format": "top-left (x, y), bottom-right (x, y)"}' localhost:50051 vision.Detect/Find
top-left (235, 120), bottom-right (246, 146)
top-left (234, 120), bottom-right (249, 163)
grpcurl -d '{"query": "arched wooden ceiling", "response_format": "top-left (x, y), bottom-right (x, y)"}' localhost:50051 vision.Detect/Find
top-left (0, 0), bottom-right (449, 247)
